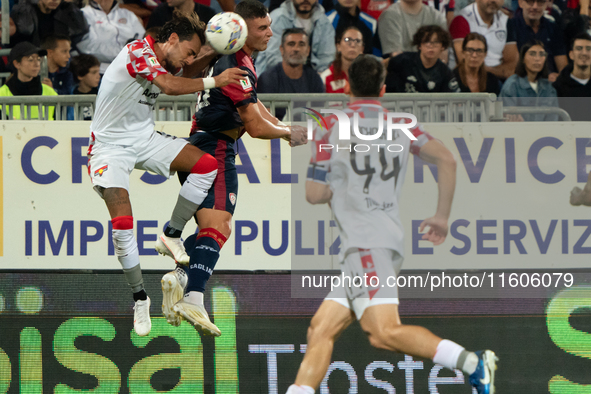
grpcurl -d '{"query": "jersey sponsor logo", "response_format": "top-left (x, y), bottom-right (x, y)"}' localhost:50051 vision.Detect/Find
top-left (229, 193), bottom-right (237, 206)
top-left (142, 88), bottom-right (159, 100)
top-left (240, 78), bottom-right (253, 92)
top-left (94, 165), bottom-right (108, 177)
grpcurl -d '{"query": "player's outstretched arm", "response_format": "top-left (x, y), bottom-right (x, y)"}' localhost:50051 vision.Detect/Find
top-left (255, 100), bottom-right (308, 147)
top-left (571, 171), bottom-right (591, 206)
top-left (417, 139), bottom-right (457, 245)
top-left (239, 102), bottom-right (307, 146)
top-left (152, 68), bottom-right (247, 95)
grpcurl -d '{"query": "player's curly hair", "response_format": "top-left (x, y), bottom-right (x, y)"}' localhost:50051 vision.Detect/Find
top-left (158, 10), bottom-right (206, 45)
top-left (348, 55), bottom-right (385, 97)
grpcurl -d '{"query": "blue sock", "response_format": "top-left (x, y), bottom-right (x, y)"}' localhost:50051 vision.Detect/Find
top-left (183, 229), bottom-right (225, 292)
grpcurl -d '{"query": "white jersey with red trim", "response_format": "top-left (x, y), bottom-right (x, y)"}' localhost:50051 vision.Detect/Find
top-left (90, 35), bottom-right (168, 146)
top-left (312, 101), bottom-right (432, 258)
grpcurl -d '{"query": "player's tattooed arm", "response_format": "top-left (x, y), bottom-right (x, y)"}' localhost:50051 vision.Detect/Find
top-left (417, 139), bottom-right (457, 245)
top-left (153, 68), bottom-right (246, 95)
top-left (570, 171), bottom-right (591, 206)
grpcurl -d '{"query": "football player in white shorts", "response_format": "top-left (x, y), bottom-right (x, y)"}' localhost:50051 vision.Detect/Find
top-left (87, 12), bottom-right (246, 336)
top-left (286, 55), bottom-right (498, 394)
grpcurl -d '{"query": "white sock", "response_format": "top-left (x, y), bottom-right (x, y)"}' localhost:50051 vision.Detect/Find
top-left (432, 339), bottom-right (465, 371)
top-left (184, 291), bottom-right (204, 305)
top-left (460, 352), bottom-right (479, 375)
top-left (286, 385), bottom-right (315, 394)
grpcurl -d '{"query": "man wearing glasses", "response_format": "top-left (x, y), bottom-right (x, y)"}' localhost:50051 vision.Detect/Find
top-left (508, 0), bottom-right (568, 82)
top-left (450, 0), bottom-right (518, 79)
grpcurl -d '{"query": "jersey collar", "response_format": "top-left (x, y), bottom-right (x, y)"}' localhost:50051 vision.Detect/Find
top-left (349, 99), bottom-right (383, 107)
top-left (473, 3), bottom-right (501, 29)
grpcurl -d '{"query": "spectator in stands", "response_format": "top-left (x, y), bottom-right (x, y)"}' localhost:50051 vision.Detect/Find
top-left (77, 0), bottom-right (145, 74)
top-left (450, 0), bottom-right (518, 79)
top-left (258, 28), bottom-right (325, 92)
top-left (553, 33), bottom-right (591, 120)
top-left (255, 0), bottom-right (336, 75)
top-left (71, 53), bottom-right (101, 95)
top-left (360, 0), bottom-right (392, 19)
top-left (0, 16), bottom-right (16, 37)
top-left (320, 26), bottom-right (365, 92)
top-left (70, 54), bottom-right (101, 120)
top-left (500, 40), bottom-right (559, 120)
top-left (508, 0), bottom-right (567, 81)
top-left (147, 0), bottom-right (216, 29)
top-left (378, 0), bottom-right (447, 58)
top-left (326, 0), bottom-right (379, 55)
top-left (385, 25), bottom-right (460, 92)
top-left (0, 42), bottom-right (58, 120)
top-left (10, 0), bottom-right (88, 47)
top-left (258, 28), bottom-right (325, 119)
top-left (42, 35), bottom-right (74, 96)
top-left (423, 0), bottom-right (455, 25)
top-left (119, 0), bottom-right (157, 27)
top-left (562, 0), bottom-right (591, 50)
top-left (454, 32), bottom-right (501, 93)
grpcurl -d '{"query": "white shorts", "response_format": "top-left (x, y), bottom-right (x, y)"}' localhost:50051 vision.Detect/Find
top-left (88, 130), bottom-right (188, 197)
top-left (327, 248), bottom-right (403, 320)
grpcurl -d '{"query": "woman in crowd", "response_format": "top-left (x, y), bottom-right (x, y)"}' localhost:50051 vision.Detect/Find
top-left (320, 26), bottom-right (365, 93)
top-left (500, 40), bottom-right (559, 121)
top-left (0, 42), bottom-right (58, 120)
top-left (454, 33), bottom-right (500, 95)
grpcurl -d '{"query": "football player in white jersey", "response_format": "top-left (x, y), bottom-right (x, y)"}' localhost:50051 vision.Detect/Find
top-left (286, 55), bottom-right (498, 394)
top-left (87, 12), bottom-right (246, 336)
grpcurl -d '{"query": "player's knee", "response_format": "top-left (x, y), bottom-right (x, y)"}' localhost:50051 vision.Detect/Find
top-left (366, 326), bottom-right (400, 352)
top-left (112, 216), bottom-right (137, 257)
top-left (306, 324), bottom-right (328, 344)
top-left (306, 318), bottom-right (338, 344)
top-left (198, 227), bottom-right (229, 249)
top-left (192, 153), bottom-right (217, 174)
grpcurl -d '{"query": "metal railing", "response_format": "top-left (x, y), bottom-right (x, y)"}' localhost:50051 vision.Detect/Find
top-left (0, 95), bottom-right (97, 120)
top-left (0, 92), bottom-right (572, 122)
top-left (503, 106), bottom-right (572, 121)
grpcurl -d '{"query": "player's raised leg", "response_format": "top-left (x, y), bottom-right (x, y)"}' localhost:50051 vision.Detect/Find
top-left (156, 144), bottom-right (218, 264)
top-left (286, 301), bottom-right (355, 394)
top-left (103, 187), bottom-right (151, 336)
top-left (172, 208), bottom-right (231, 335)
top-left (359, 304), bottom-right (498, 394)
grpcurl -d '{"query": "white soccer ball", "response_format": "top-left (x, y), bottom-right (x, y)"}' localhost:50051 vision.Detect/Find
top-left (206, 12), bottom-right (248, 55)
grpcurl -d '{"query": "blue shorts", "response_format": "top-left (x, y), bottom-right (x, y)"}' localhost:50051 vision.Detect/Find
top-left (179, 132), bottom-right (238, 215)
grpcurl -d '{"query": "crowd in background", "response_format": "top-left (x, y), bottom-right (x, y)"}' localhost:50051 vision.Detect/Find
top-left (0, 0), bottom-right (590, 120)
